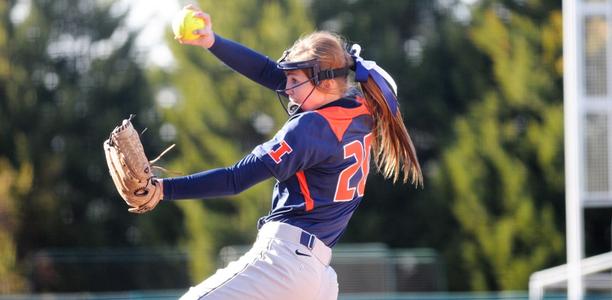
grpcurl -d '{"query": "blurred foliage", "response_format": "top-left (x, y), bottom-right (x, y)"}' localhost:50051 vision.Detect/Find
top-left (434, 1), bottom-right (565, 290)
top-left (0, 0), bottom-right (184, 292)
top-left (0, 2), bottom-right (28, 292)
top-left (153, 0), bottom-right (312, 282)
top-left (0, 157), bottom-right (31, 292)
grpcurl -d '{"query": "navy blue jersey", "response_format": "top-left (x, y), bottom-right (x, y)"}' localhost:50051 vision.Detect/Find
top-left (253, 96), bottom-right (373, 247)
top-left (162, 34), bottom-right (375, 248)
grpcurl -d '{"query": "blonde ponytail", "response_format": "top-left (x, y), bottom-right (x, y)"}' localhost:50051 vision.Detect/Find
top-left (360, 80), bottom-right (423, 186)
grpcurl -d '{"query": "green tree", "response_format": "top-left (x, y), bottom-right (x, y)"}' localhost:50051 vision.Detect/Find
top-left (434, 1), bottom-right (564, 290)
top-left (157, 0), bottom-right (312, 281)
top-left (1, 0), bottom-right (171, 291)
top-left (0, 160), bottom-right (31, 293)
top-left (0, 1), bottom-right (34, 292)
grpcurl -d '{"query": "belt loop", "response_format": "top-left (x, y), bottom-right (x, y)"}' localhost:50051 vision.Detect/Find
top-left (300, 231), bottom-right (315, 250)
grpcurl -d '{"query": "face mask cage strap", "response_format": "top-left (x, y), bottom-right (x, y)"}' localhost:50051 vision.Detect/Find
top-left (277, 59), bottom-right (321, 84)
top-left (274, 49), bottom-right (350, 115)
top-left (274, 80), bottom-right (317, 116)
top-left (277, 50), bottom-right (349, 86)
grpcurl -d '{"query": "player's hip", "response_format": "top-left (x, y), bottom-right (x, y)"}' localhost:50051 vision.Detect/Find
top-left (180, 222), bottom-right (338, 300)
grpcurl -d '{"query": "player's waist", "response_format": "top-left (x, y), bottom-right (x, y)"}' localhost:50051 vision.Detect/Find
top-left (257, 221), bottom-right (332, 266)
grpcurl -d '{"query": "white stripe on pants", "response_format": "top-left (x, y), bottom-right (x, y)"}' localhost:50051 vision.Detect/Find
top-left (180, 222), bottom-right (339, 300)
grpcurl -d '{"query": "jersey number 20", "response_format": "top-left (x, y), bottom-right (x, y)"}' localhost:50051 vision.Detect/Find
top-left (334, 133), bottom-right (373, 202)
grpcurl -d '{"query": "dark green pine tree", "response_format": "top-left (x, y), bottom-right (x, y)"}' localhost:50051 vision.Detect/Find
top-left (1, 0), bottom-right (173, 292)
top-left (156, 0), bottom-right (313, 281)
top-left (434, 1), bottom-right (565, 290)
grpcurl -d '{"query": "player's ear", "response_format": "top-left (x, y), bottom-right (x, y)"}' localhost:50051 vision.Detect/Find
top-left (320, 79), bottom-right (335, 91)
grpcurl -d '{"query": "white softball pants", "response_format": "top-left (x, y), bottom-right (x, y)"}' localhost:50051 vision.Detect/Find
top-left (179, 221), bottom-right (338, 300)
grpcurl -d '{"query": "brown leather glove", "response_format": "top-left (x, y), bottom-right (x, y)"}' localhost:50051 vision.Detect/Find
top-left (103, 115), bottom-right (168, 214)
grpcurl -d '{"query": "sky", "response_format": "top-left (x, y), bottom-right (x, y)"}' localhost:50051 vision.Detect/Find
top-left (9, 0), bottom-right (183, 69)
top-left (125, 0), bottom-right (183, 69)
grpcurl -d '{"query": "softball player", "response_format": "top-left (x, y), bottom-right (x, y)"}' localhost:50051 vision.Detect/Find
top-left (161, 6), bottom-right (423, 300)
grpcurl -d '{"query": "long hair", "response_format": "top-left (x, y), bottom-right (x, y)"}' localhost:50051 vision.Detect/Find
top-left (360, 79), bottom-right (422, 185)
top-left (285, 31), bottom-right (423, 186)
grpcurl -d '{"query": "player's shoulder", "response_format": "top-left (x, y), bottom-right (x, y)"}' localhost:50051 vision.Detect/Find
top-left (285, 110), bottom-right (329, 131)
top-left (278, 111), bottom-right (338, 146)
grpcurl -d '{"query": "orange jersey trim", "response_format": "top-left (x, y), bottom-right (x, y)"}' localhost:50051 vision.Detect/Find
top-left (296, 170), bottom-right (314, 211)
top-left (315, 97), bottom-right (371, 142)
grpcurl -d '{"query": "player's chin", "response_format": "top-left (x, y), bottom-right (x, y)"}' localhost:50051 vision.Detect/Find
top-left (286, 101), bottom-right (298, 113)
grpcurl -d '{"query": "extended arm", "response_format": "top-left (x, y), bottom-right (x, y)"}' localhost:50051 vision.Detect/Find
top-left (162, 153), bottom-right (273, 200)
top-left (208, 34), bottom-right (286, 91)
top-left (173, 6), bottom-right (286, 91)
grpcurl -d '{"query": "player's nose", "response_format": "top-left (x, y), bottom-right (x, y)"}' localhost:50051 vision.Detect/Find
top-left (285, 84), bottom-right (294, 95)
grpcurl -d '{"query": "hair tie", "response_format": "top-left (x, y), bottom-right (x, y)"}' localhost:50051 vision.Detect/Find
top-left (350, 44), bottom-right (399, 115)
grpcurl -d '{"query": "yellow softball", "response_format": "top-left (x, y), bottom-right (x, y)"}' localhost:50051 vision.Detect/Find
top-left (172, 8), bottom-right (205, 41)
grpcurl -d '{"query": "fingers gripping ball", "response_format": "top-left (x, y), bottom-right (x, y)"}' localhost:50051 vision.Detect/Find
top-left (103, 115), bottom-right (171, 214)
top-left (172, 7), bottom-right (205, 41)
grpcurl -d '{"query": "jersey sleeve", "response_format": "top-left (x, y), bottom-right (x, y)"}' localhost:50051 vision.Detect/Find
top-left (162, 153), bottom-right (272, 200)
top-left (252, 113), bottom-right (334, 182)
top-left (208, 34), bottom-right (286, 91)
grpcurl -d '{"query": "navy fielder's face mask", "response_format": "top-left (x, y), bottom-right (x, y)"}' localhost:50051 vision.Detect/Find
top-left (275, 50), bottom-right (349, 115)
